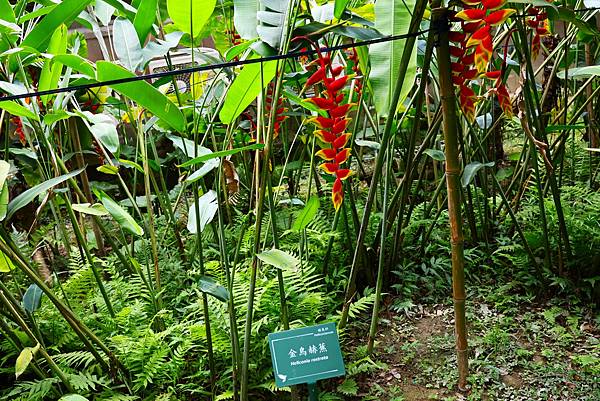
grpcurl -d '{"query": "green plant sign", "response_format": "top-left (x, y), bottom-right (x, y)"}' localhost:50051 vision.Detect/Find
top-left (268, 322), bottom-right (345, 388)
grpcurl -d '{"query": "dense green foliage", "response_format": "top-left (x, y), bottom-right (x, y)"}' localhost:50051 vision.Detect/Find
top-left (0, 0), bottom-right (599, 400)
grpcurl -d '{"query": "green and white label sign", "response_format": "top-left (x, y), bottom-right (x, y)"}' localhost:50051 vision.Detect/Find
top-left (268, 322), bottom-right (345, 387)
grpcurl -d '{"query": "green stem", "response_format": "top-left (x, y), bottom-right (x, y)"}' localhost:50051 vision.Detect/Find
top-left (339, 0), bottom-right (428, 329)
top-left (62, 195), bottom-right (115, 318)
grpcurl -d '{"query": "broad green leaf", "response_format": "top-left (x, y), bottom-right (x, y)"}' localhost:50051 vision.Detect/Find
top-left (461, 161), bottom-right (495, 187)
top-left (225, 39), bottom-right (257, 61)
top-left (167, 134), bottom-right (219, 180)
top-left (71, 203), bottom-right (109, 216)
top-left (49, 55), bottom-right (95, 78)
top-left (187, 190), bottom-right (218, 234)
top-left (423, 149), bottom-right (445, 161)
top-left (557, 66), bottom-right (600, 80)
top-left (0, 183), bottom-right (9, 222)
top-left (7, 168), bottom-right (84, 220)
top-left (0, 81), bottom-right (26, 95)
top-left (509, 0), bottom-right (557, 10)
top-left (100, 0), bottom-right (137, 21)
top-left (119, 159), bottom-right (144, 173)
top-left (58, 396), bottom-right (88, 401)
top-left (113, 18), bottom-right (143, 71)
top-left (368, 0), bottom-right (416, 116)
top-left (334, 0), bottom-right (351, 19)
top-left (0, 161), bottom-right (10, 190)
top-left (38, 24), bottom-right (67, 104)
top-left (9, 147), bottom-right (37, 160)
top-left (0, 246), bottom-right (13, 272)
top-left (94, 189), bottom-right (144, 236)
top-left (44, 110), bottom-right (74, 126)
top-left (0, 160), bottom-right (10, 218)
top-left (167, 134), bottom-right (210, 159)
top-left (15, 343), bottom-right (39, 379)
top-left (547, 6), bottom-right (599, 36)
top-left (133, 0), bottom-right (157, 43)
top-left (355, 139), bottom-right (380, 150)
top-left (0, 0), bottom-right (15, 23)
top-left (219, 59), bottom-right (278, 124)
top-left (179, 143), bottom-right (265, 167)
top-left (257, 248), bottom-right (300, 271)
top-left (97, 165), bottom-right (119, 175)
top-left (22, 284), bottom-right (43, 313)
top-left (96, 61), bottom-right (185, 131)
top-left (95, 0), bottom-right (115, 26)
top-left (282, 89), bottom-right (327, 116)
top-left (0, 101), bottom-right (38, 121)
top-left (167, 0), bottom-right (216, 38)
top-left (198, 276), bottom-right (229, 302)
top-left (17, 6), bottom-right (55, 24)
top-left (233, 0), bottom-right (259, 39)
top-left (256, 1), bottom-right (289, 48)
top-left (21, 0), bottom-right (93, 51)
top-left (89, 122), bottom-right (119, 154)
top-left (141, 31), bottom-right (184, 68)
top-left (0, 19), bottom-right (19, 35)
top-left (291, 195), bottom-right (319, 232)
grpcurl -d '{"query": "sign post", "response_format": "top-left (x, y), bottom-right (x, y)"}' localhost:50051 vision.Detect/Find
top-left (268, 322), bottom-right (345, 399)
top-left (307, 382), bottom-right (318, 401)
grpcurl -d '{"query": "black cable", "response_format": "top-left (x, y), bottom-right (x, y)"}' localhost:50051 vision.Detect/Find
top-left (1, 4), bottom-right (596, 104)
top-left (0, 29), bottom-right (432, 103)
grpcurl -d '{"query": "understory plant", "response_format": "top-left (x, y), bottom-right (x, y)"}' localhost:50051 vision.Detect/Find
top-left (0, 0), bottom-right (598, 400)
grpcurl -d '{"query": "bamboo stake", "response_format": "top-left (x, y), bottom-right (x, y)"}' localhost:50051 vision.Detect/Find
top-left (432, 7), bottom-right (469, 390)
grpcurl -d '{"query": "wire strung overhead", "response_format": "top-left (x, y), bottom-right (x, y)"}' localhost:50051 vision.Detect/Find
top-left (1, 4), bottom-right (598, 103)
top-left (0, 29), bottom-right (432, 103)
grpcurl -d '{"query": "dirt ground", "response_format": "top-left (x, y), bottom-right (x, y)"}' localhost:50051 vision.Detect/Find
top-left (343, 295), bottom-right (599, 401)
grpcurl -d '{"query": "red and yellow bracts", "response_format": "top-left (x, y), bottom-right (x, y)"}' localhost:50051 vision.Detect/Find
top-left (450, 0), bottom-right (515, 120)
top-left (305, 52), bottom-right (354, 211)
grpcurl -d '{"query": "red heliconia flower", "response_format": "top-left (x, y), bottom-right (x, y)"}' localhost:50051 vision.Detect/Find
top-left (307, 67), bottom-right (327, 86)
top-left (12, 116), bottom-right (25, 145)
top-left (449, 31), bottom-right (467, 43)
top-left (467, 25), bottom-right (491, 46)
top-left (527, 6), bottom-right (552, 60)
top-left (482, 0), bottom-right (506, 11)
top-left (266, 83), bottom-right (288, 139)
top-left (485, 9), bottom-right (515, 26)
top-left (449, 0), bottom-right (516, 121)
top-left (455, 8), bottom-right (487, 21)
top-left (474, 36), bottom-right (493, 73)
top-left (463, 21), bottom-right (484, 33)
top-left (305, 49), bottom-right (354, 211)
top-left (483, 70), bottom-right (502, 80)
top-left (495, 82), bottom-right (513, 118)
top-left (93, 139), bottom-right (106, 165)
top-left (531, 34), bottom-right (541, 60)
top-left (347, 48), bottom-right (363, 99)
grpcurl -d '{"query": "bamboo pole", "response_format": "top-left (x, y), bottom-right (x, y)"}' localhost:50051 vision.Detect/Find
top-left (432, 7), bottom-right (469, 391)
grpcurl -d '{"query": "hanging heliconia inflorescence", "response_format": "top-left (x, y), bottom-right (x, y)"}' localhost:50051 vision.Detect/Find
top-left (304, 51), bottom-right (354, 211)
top-left (449, 0), bottom-right (516, 120)
top-left (11, 116), bottom-right (25, 145)
top-left (265, 82), bottom-right (288, 139)
top-left (526, 5), bottom-right (552, 60)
